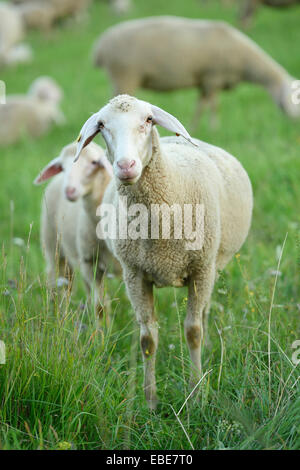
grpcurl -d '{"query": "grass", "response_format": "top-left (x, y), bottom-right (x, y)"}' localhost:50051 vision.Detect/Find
top-left (0, 0), bottom-right (300, 450)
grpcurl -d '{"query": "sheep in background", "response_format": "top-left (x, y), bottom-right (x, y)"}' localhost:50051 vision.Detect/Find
top-left (109, 0), bottom-right (131, 15)
top-left (96, 0), bottom-right (131, 16)
top-left (0, 2), bottom-right (32, 67)
top-left (13, 0), bottom-right (91, 31)
top-left (93, 16), bottom-right (300, 129)
top-left (15, 2), bottom-right (57, 31)
top-left (35, 141), bottom-right (115, 320)
top-left (0, 77), bottom-right (65, 145)
top-left (75, 94), bottom-right (253, 409)
top-left (240, 0), bottom-right (300, 28)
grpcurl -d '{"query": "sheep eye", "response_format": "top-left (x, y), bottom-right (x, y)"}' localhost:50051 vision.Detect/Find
top-left (146, 116), bottom-right (153, 123)
top-left (92, 160), bottom-right (98, 165)
top-left (98, 121), bottom-right (104, 129)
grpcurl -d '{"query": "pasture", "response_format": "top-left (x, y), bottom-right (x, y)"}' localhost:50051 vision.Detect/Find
top-left (0, 0), bottom-right (299, 450)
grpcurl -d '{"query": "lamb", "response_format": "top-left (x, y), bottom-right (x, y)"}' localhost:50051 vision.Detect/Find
top-left (93, 16), bottom-right (300, 128)
top-left (0, 2), bottom-right (32, 67)
top-left (240, 0), bottom-right (300, 27)
top-left (74, 94), bottom-right (253, 409)
top-left (13, 0), bottom-right (91, 31)
top-left (35, 141), bottom-right (115, 320)
top-left (0, 76), bottom-right (65, 145)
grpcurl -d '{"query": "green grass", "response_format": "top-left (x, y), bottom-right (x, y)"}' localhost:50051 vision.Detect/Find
top-left (0, 0), bottom-right (300, 450)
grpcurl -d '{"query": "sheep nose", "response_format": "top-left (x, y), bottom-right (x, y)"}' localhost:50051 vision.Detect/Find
top-left (117, 159), bottom-right (136, 170)
top-left (65, 186), bottom-right (78, 201)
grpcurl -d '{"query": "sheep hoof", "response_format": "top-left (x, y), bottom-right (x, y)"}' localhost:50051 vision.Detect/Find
top-left (145, 391), bottom-right (158, 411)
top-left (147, 398), bottom-right (159, 412)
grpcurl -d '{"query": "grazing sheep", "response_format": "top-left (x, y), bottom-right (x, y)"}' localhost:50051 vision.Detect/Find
top-left (0, 1), bottom-right (32, 67)
top-left (0, 76), bottom-right (65, 145)
top-left (35, 141), bottom-right (115, 319)
top-left (75, 94), bottom-right (253, 409)
top-left (93, 16), bottom-right (300, 128)
top-left (240, 0), bottom-right (300, 27)
top-left (13, 0), bottom-right (91, 31)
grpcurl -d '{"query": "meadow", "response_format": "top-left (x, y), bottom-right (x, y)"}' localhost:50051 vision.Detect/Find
top-left (0, 0), bottom-right (299, 450)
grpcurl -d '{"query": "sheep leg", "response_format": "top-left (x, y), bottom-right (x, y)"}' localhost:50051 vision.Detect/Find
top-left (240, 0), bottom-right (259, 28)
top-left (109, 70), bottom-right (139, 97)
top-left (208, 94), bottom-right (219, 129)
top-left (41, 213), bottom-right (59, 288)
top-left (123, 268), bottom-right (158, 410)
top-left (43, 234), bottom-right (72, 289)
top-left (43, 245), bottom-right (58, 288)
top-left (190, 94), bottom-right (206, 132)
top-left (58, 257), bottom-right (73, 285)
top-left (80, 258), bottom-right (108, 323)
top-left (190, 92), bottom-right (218, 132)
top-left (203, 300), bottom-right (212, 348)
top-left (185, 264), bottom-right (215, 381)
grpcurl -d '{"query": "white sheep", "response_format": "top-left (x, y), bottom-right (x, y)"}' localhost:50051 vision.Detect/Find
top-left (93, 16), bottom-right (300, 128)
top-left (0, 1), bottom-right (32, 67)
top-left (0, 76), bottom-right (65, 145)
top-left (13, 0), bottom-right (91, 31)
top-left (75, 94), bottom-right (253, 409)
top-left (34, 141), bottom-right (115, 320)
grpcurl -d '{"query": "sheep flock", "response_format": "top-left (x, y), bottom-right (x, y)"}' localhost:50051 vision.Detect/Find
top-left (1, 0), bottom-right (299, 411)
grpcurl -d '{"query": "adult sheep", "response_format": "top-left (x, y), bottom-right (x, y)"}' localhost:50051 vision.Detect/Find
top-left (93, 16), bottom-right (300, 128)
top-left (0, 76), bottom-right (65, 145)
top-left (13, 0), bottom-right (91, 31)
top-left (75, 94), bottom-right (253, 409)
top-left (0, 1), bottom-right (32, 67)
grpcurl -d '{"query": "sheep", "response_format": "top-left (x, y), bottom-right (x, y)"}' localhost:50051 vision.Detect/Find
top-left (0, 1), bottom-right (32, 67)
top-left (93, 16), bottom-right (300, 129)
top-left (0, 76), bottom-right (65, 145)
top-left (109, 0), bottom-right (131, 15)
top-left (15, 2), bottom-right (57, 31)
top-left (34, 141), bottom-right (115, 320)
top-left (240, 0), bottom-right (300, 27)
top-left (0, 2), bottom-right (24, 54)
top-left (12, 0), bottom-right (91, 31)
top-left (74, 94), bottom-right (253, 409)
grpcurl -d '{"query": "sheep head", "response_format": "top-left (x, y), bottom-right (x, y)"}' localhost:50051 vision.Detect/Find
top-left (75, 94), bottom-right (195, 185)
top-left (28, 76), bottom-right (63, 105)
top-left (34, 141), bottom-right (112, 201)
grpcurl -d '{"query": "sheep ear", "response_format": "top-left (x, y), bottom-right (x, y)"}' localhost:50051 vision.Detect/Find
top-left (74, 112), bottom-right (100, 162)
top-left (34, 157), bottom-right (63, 185)
top-left (151, 104), bottom-right (197, 146)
